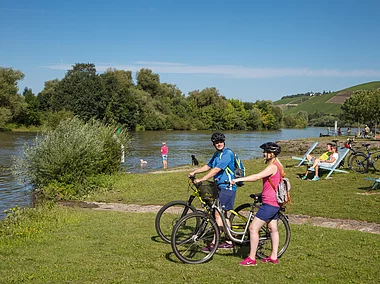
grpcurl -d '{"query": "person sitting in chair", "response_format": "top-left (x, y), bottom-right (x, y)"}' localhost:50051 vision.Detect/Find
top-left (302, 144), bottom-right (338, 181)
top-left (304, 143), bottom-right (333, 165)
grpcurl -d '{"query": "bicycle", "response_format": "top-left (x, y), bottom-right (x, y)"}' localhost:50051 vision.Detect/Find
top-left (154, 175), bottom-right (211, 243)
top-left (349, 143), bottom-right (380, 173)
top-left (332, 138), bottom-right (358, 169)
top-left (170, 189), bottom-right (291, 264)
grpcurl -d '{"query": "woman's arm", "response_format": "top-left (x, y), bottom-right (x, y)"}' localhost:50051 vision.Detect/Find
top-left (232, 164), bottom-right (277, 184)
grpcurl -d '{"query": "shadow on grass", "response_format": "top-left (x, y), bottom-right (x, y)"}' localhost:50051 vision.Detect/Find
top-left (357, 186), bottom-right (379, 192)
top-left (165, 251), bottom-right (183, 263)
top-left (151, 235), bottom-right (166, 243)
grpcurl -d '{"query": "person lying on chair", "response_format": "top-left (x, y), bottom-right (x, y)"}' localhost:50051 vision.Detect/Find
top-left (302, 144), bottom-right (338, 181)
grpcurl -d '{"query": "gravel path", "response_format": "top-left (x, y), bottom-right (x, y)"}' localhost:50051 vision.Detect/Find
top-left (60, 201), bottom-right (380, 235)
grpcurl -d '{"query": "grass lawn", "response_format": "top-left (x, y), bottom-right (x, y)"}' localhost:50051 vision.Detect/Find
top-left (1, 207), bottom-right (379, 283)
top-left (86, 157), bottom-right (380, 223)
top-left (1, 155), bottom-right (380, 283)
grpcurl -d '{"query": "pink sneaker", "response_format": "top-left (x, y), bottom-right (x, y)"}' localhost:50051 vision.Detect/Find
top-left (260, 256), bottom-right (278, 264)
top-left (239, 256), bottom-right (257, 266)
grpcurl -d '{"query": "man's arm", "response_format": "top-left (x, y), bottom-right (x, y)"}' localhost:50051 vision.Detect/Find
top-left (196, 167), bottom-right (221, 183)
top-left (189, 164), bottom-right (211, 177)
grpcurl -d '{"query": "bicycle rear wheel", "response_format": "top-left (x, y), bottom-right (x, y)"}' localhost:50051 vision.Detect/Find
top-left (349, 153), bottom-right (369, 173)
top-left (256, 212), bottom-right (291, 259)
top-left (155, 201), bottom-right (197, 243)
top-left (171, 212), bottom-right (220, 264)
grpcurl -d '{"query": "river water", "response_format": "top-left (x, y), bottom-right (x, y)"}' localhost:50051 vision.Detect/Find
top-left (0, 128), bottom-right (326, 219)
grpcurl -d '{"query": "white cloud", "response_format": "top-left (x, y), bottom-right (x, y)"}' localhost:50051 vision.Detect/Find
top-left (41, 62), bottom-right (380, 78)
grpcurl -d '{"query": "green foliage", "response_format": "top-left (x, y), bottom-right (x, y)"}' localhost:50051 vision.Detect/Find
top-left (0, 202), bottom-right (56, 240)
top-left (37, 79), bottom-right (60, 111)
top-left (15, 117), bottom-right (130, 199)
top-left (342, 89), bottom-right (380, 125)
top-left (16, 87), bottom-right (42, 126)
top-left (283, 111), bottom-right (308, 128)
top-left (41, 110), bottom-right (74, 130)
top-left (0, 107), bottom-right (12, 129)
top-left (0, 67), bottom-right (27, 126)
top-left (53, 63), bottom-right (104, 121)
top-left (100, 69), bottom-right (140, 130)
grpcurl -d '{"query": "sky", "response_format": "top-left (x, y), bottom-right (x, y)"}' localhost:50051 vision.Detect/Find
top-left (1, 0), bottom-right (380, 102)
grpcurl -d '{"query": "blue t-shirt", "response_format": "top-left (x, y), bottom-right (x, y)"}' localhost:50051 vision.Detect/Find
top-left (207, 147), bottom-right (237, 191)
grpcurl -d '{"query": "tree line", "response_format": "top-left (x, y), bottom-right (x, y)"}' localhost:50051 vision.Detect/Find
top-left (1, 64), bottom-right (283, 131)
top-left (2, 64), bottom-right (378, 131)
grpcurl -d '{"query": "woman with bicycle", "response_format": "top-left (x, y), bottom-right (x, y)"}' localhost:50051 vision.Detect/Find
top-left (231, 142), bottom-right (283, 266)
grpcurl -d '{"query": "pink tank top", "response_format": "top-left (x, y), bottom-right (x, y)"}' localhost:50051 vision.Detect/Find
top-left (161, 146), bottom-right (168, 155)
top-left (261, 162), bottom-right (281, 207)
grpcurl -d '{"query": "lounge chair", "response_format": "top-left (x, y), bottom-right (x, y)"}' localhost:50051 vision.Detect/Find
top-left (318, 147), bottom-right (350, 179)
top-left (291, 142), bottom-right (319, 167)
top-left (364, 177), bottom-right (380, 190)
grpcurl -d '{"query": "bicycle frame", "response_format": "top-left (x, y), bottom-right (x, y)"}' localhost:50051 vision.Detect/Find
top-left (206, 199), bottom-right (254, 245)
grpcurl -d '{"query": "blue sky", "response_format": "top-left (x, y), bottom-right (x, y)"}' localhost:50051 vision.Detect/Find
top-left (1, 0), bottom-right (380, 102)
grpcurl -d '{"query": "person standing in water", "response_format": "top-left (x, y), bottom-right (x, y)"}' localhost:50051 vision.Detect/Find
top-left (161, 142), bottom-right (168, 169)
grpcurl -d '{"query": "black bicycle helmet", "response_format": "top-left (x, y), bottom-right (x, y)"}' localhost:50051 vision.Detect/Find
top-left (211, 132), bottom-right (226, 142)
top-left (260, 142), bottom-right (281, 156)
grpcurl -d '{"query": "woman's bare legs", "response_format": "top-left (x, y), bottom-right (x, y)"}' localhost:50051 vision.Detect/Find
top-left (248, 217), bottom-right (266, 260)
top-left (268, 219), bottom-right (279, 260)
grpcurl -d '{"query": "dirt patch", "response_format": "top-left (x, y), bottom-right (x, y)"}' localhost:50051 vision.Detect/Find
top-left (59, 201), bottom-right (380, 235)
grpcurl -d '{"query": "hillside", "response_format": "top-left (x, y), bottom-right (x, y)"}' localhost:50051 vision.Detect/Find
top-left (275, 81), bottom-right (380, 115)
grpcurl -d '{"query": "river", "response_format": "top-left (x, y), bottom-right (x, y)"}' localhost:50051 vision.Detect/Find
top-left (0, 128), bottom-right (326, 219)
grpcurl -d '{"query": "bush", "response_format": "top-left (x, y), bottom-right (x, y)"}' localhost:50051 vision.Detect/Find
top-left (15, 117), bottom-right (130, 199)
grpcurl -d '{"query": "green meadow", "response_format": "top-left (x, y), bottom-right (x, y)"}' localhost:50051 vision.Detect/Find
top-left (1, 157), bottom-right (380, 283)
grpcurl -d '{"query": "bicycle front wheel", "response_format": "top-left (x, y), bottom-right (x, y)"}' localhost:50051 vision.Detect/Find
top-left (349, 153), bottom-right (369, 173)
top-left (171, 212), bottom-right (220, 264)
top-left (256, 212), bottom-right (291, 259)
top-left (155, 201), bottom-right (197, 243)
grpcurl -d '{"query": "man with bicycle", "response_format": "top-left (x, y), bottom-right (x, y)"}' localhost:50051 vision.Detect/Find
top-left (189, 132), bottom-right (237, 251)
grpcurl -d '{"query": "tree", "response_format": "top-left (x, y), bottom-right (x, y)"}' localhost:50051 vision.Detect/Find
top-left (136, 68), bottom-right (161, 98)
top-left (54, 63), bottom-right (104, 120)
top-left (20, 87), bottom-right (42, 126)
top-left (100, 69), bottom-right (141, 130)
top-left (341, 91), bottom-right (370, 133)
top-left (37, 79), bottom-right (60, 111)
top-left (0, 67), bottom-right (26, 126)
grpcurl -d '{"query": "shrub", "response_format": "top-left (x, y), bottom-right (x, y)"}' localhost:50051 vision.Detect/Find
top-left (15, 117), bottom-right (130, 199)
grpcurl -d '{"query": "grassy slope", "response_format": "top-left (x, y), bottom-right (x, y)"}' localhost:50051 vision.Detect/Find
top-left (278, 81), bottom-right (380, 116)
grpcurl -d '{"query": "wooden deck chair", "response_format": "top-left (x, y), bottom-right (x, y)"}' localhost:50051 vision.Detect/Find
top-left (291, 142), bottom-right (319, 167)
top-left (319, 147), bottom-right (350, 179)
top-left (364, 177), bottom-right (380, 189)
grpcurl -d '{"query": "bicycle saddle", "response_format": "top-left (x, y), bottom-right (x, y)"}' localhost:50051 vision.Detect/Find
top-left (362, 143), bottom-right (371, 147)
top-left (249, 193), bottom-right (262, 203)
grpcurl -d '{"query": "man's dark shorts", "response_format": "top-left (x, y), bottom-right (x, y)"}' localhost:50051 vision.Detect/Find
top-left (219, 189), bottom-right (236, 211)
